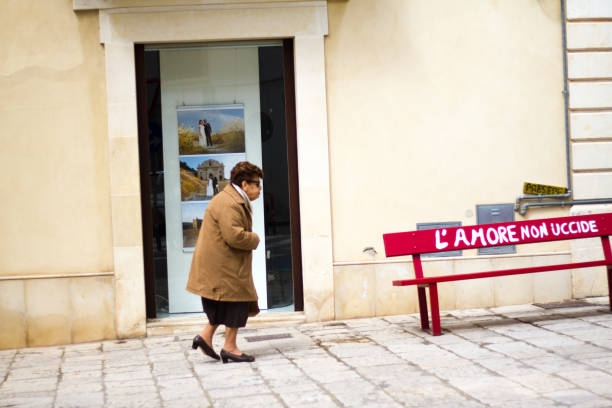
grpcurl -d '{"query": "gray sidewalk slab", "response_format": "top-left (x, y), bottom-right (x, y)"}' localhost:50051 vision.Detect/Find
top-left (1, 298), bottom-right (611, 408)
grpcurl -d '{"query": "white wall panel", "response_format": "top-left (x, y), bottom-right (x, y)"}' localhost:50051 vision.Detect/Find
top-left (572, 142), bottom-right (612, 170)
top-left (568, 51), bottom-right (612, 79)
top-left (567, 22), bottom-right (612, 49)
top-left (573, 172), bottom-right (612, 199)
top-left (567, 0), bottom-right (612, 20)
top-left (571, 111), bottom-right (612, 140)
top-left (569, 81), bottom-right (612, 108)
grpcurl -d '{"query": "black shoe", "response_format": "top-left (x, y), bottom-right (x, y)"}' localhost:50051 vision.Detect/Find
top-left (220, 349), bottom-right (255, 364)
top-left (192, 335), bottom-right (220, 360)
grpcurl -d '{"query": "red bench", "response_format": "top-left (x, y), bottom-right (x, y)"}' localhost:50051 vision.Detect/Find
top-left (383, 213), bottom-right (612, 336)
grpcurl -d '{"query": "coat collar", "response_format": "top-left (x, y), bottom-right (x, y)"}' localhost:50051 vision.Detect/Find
top-left (222, 184), bottom-right (252, 214)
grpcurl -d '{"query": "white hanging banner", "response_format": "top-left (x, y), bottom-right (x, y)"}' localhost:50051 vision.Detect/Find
top-left (160, 46), bottom-right (267, 313)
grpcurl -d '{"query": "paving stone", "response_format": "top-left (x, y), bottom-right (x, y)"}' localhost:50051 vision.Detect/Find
top-left (542, 388), bottom-right (612, 407)
top-left (209, 393), bottom-right (282, 408)
top-left (488, 324), bottom-right (549, 339)
top-left (158, 376), bottom-right (201, 389)
top-left (296, 359), bottom-right (348, 373)
top-left (484, 341), bottom-right (549, 359)
top-left (342, 353), bottom-right (403, 368)
top-left (580, 356), bottom-right (612, 372)
top-left (569, 374), bottom-right (612, 398)
top-left (522, 334), bottom-right (586, 349)
top-left (57, 380), bottom-right (103, 393)
top-left (380, 390), bottom-right (430, 407)
top-left (355, 363), bottom-right (422, 382)
top-left (281, 399), bottom-right (339, 408)
top-left (448, 376), bottom-right (539, 403)
top-left (331, 388), bottom-right (402, 408)
top-left (207, 384), bottom-right (270, 400)
top-left (257, 364), bottom-right (302, 379)
top-left (152, 360), bottom-right (191, 374)
top-left (143, 335), bottom-right (177, 345)
top-left (160, 387), bottom-right (205, 402)
top-left (490, 397), bottom-right (560, 408)
top-left (6, 366), bottom-right (59, 380)
top-left (556, 367), bottom-right (611, 382)
top-left (19, 346), bottom-right (64, 357)
top-left (0, 377), bottom-right (57, 393)
top-left (105, 370), bottom-right (154, 383)
top-left (407, 350), bottom-right (473, 369)
top-left (449, 308), bottom-right (494, 318)
top-left (270, 379), bottom-right (320, 394)
top-left (594, 320), bottom-right (612, 329)
top-left (0, 395), bottom-right (55, 407)
top-left (521, 354), bottom-right (578, 374)
top-left (55, 391), bottom-right (104, 407)
top-left (429, 400), bottom-right (486, 408)
top-left (197, 372), bottom-right (264, 390)
top-left (505, 372), bottom-right (574, 393)
top-left (476, 356), bottom-right (530, 374)
top-left (533, 318), bottom-right (594, 330)
top-left (104, 378), bottom-right (156, 390)
top-left (427, 363), bottom-right (490, 381)
top-left (578, 313), bottom-right (612, 322)
top-left (61, 370), bottom-right (103, 381)
top-left (10, 358), bottom-right (61, 369)
top-left (102, 339), bottom-right (144, 351)
top-left (302, 368), bottom-right (361, 385)
top-left (148, 352), bottom-right (186, 363)
top-left (162, 397), bottom-right (211, 408)
top-left (566, 347), bottom-right (612, 361)
top-left (562, 327), bottom-right (612, 342)
top-left (61, 361), bottom-right (103, 373)
top-left (105, 394), bottom-right (161, 407)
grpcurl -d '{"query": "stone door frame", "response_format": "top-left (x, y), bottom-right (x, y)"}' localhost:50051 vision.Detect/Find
top-left (75, 0), bottom-right (334, 337)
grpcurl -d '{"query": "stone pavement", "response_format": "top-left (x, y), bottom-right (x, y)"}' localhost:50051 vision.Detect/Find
top-left (1, 298), bottom-right (612, 408)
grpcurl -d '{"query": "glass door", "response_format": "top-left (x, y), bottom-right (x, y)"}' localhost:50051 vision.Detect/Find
top-left (139, 41), bottom-right (300, 316)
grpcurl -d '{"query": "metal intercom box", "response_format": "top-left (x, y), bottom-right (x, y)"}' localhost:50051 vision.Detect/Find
top-left (476, 204), bottom-right (516, 255)
top-left (417, 222), bottom-right (462, 257)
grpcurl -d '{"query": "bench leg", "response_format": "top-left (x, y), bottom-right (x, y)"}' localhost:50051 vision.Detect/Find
top-left (417, 286), bottom-right (430, 330)
top-left (608, 265), bottom-right (612, 313)
top-left (602, 236), bottom-right (612, 312)
top-left (429, 283), bottom-right (442, 336)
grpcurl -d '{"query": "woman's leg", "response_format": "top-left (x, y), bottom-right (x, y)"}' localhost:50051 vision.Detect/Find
top-left (200, 323), bottom-right (219, 347)
top-left (223, 327), bottom-right (241, 354)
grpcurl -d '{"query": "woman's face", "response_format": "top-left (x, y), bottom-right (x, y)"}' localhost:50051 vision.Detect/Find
top-left (241, 178), bottom-right (262, 201)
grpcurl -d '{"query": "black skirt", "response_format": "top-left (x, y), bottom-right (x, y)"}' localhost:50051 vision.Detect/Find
top-left (201, 297), bottom-right (249, 328)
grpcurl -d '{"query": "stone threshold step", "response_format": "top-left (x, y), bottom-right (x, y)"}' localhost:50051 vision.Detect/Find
top-left (146, 311), bottom-right (306, 336)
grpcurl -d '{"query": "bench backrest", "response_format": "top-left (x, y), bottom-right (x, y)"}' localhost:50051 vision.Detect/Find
top-left (384, 213), bottom-right (612, 257)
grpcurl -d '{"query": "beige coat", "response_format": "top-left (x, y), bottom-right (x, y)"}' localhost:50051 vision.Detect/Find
top-left (186, 185), bottom-right (260, 302)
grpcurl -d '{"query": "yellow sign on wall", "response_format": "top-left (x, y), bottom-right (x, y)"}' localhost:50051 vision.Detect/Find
top-left (523, 182), bottom-right (568, 195)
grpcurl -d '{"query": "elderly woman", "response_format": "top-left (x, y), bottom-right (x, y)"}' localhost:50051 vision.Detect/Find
top-left (187, 161), bottom-right (263, 363)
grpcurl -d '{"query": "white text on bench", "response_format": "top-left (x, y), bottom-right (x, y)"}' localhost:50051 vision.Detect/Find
top-left (434, 220), bottom-right (599, 250)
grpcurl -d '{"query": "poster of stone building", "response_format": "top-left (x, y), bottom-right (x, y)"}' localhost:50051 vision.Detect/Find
top-left (179, 153), bottom-right (246, 201)
top-left (177, 105), bottom-right (246, 250)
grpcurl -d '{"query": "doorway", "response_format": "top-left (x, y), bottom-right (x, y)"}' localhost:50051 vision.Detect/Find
top-left (136, 40), bottom-right (303, 318)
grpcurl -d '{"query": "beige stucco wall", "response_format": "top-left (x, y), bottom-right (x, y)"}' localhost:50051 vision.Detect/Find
top-left (326, 0), bottom-right (567, 262)
top-left (0, 1), bottom-right (112, 275)
top-left (0, 0), bottom-right (115, 348)
top-left (325, 0), bottom-right (609, 320)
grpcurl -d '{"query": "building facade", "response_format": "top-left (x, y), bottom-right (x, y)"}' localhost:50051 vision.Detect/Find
top-left (0, 0), bottom-right (610, 349)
